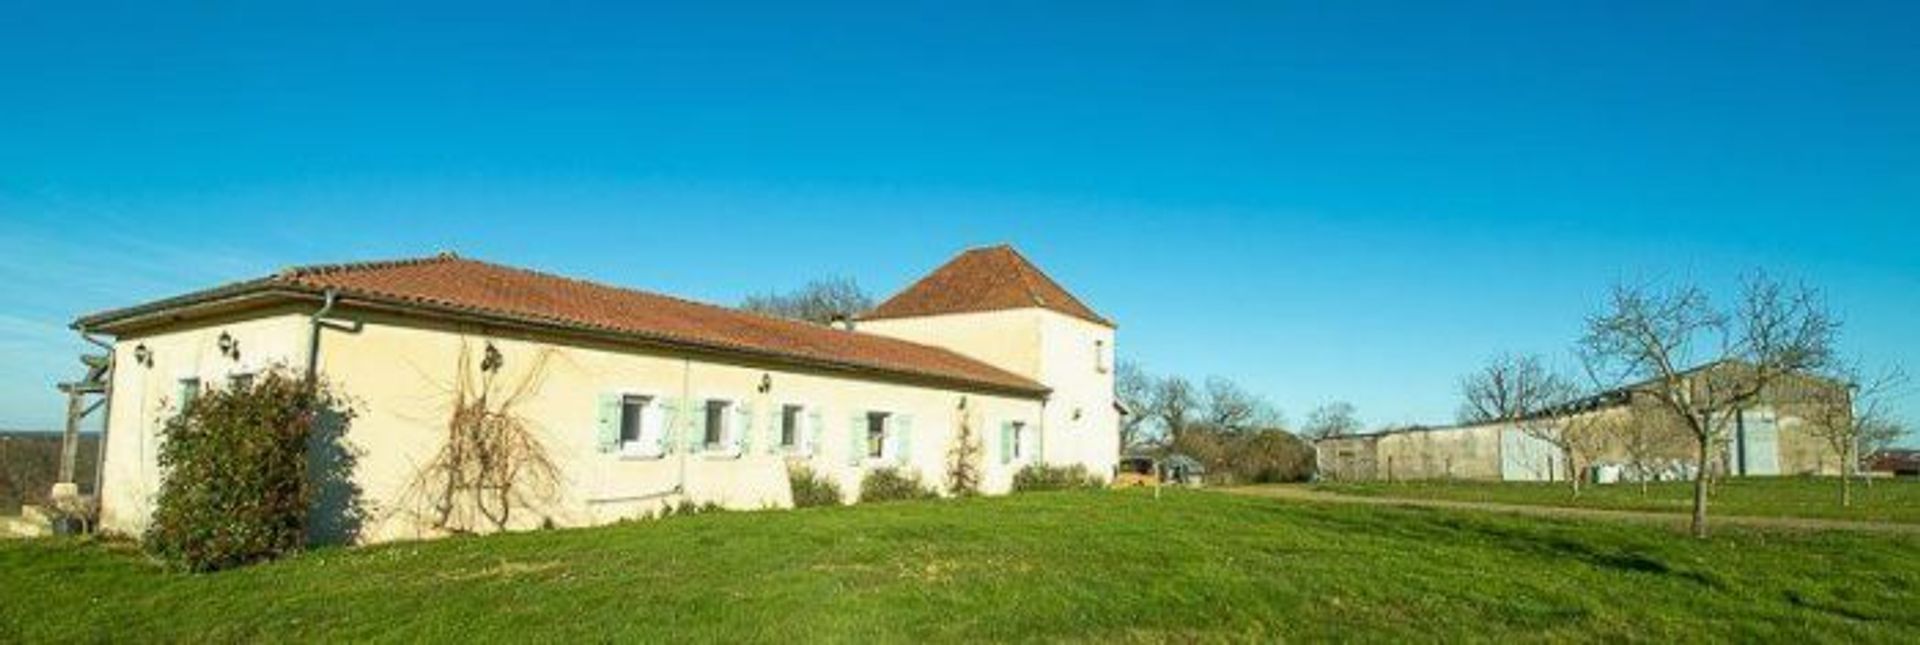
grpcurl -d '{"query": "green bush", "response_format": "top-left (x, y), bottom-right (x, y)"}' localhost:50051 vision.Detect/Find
top-left (1011, 463), bottom-right (1105, 493)
top-left (788, 465), bottom-right (843, 508)
top-left (144, 369), bottom-right (354, 572)
top-left (858, 468), bottom-right (938, 503)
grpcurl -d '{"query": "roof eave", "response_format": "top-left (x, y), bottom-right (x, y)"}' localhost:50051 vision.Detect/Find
top-left (75, 282), bottom-right (1051, 399)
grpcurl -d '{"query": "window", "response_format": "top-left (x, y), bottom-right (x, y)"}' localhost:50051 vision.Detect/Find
top-left (228, 373), bottom-right (254, 390)
top-left (619, 395), bottom-right (650, 445)
top-left (705, 400), bottom-right (732, 450)
top-left (177, 378), bottom-right (201, 410)
top-left (866, 412), bottom-right (891, 459)
top-left (1095, 340), bottom-right (1109, 374)
top-left (1011, 421), bottom-right (1026, 459)
top-left (781, 404), bottom-right (803, 450)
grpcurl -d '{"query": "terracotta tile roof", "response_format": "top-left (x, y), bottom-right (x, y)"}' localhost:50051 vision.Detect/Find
top-left (861, 245), bottom-right (1113, 327)
top-left (75, 253), bottom-right (1047, 396)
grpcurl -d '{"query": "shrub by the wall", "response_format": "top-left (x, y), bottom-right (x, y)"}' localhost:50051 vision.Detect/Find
top-left (145, 370), bottom-right (352, 572)
top-left (788, 465), bottom-right (843, 508)
top-left (1011, 464), bottom-right (1104, 493)
top-left (858, 468), bottom-right (938, 503)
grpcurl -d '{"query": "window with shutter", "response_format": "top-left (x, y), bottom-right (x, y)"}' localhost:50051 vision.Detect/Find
top-left (893, 414), bottom-right (914, 466)
top-left (806, 408), bottom-right (824, 457)
top-left (866, 412), bottom-right (891, 460)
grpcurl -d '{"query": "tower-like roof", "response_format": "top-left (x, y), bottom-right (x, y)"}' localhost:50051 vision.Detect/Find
top-left (861, 245), bottom-right (1113, 327)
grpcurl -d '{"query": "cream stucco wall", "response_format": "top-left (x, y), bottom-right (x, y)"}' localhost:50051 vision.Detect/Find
top-left (860, 308), bottom-right (1120, 481)
top-left (97, 305), bottom-right (1068, 543)
top-left (97, 307), bottom-right (316, 536)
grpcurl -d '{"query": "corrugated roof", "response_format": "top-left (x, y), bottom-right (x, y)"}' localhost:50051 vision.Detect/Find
top-left (75, 253), bottom-right (1048, 396)
top-left (861, 245), bottom-right (1113, 327)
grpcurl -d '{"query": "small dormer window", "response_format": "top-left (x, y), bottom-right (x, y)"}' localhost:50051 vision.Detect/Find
top-left (1095, 340), bottom-right (1110, 374)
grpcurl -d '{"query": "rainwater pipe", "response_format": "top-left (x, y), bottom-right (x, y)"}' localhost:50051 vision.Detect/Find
top-left (305, 290), bottom-right (338, 382)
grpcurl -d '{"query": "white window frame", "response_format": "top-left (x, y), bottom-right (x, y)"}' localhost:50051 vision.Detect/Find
top-left (865, 411), bottom-right (893, 463)
top-left (617, 391), bottom-right (666, 460)
top-left (702, 398), bottom-right (739, 457)
top-left (779, 402), bottom-right (811, 456)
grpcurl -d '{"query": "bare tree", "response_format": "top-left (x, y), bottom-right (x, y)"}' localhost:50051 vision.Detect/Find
top-left (740, 276), bottom-right (874, 325)
top-left (1114, 360), bottom-right (1153, 449)
top-left (1580, 273), bottom-right (1837, 538)
top-left (1458, 353), bottom-right (1588, 494)
top-left (1608, 400), bottom-right (1692, 495)
top-left (1203, 376), bottom-right (1281, 433)
top-left (1302, 402), bottom-right (1362, 441)
top-left (1805, 364), bottom-right (1908, 506)
top-left (1149, 376), bottom-right (1199, 443)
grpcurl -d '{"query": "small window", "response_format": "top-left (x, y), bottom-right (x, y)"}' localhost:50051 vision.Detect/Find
top-left (1095, 340), bottom-right (1109, 374)
top-left (705, 400), bottom-right (732, 450)
top-left (1011, 421), bottom-right (1027, 459)
top-left (781, 405), bottom-right (803, 450)
top-left (866, 412), bottom-right (891, 459)
top-left (228, 373), bottom-right (254, 390)
top-left (178, 378), bottom-right (201, 409)
top-left (619, 395), bottom-right (651, 446)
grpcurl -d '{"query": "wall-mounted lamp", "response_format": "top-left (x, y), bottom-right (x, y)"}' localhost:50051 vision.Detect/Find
top-left (957, 395), bottom-right (969, 411)
top-left (757, 373), bottom-right (773, 394)
top-left (217, 331), bottom-right (240, 360)
top-left (133, 344), bottom-right (153, 368)
top-left (1073, 407), bottom-right (1084, 421)
top-left (480, 342), bottom-right (504, 373)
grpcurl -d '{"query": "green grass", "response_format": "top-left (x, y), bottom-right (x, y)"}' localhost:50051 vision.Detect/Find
top-left (1315, 477), bottom-right (1920, 524)
top-left (4, 490), bottom-right (1918, 642)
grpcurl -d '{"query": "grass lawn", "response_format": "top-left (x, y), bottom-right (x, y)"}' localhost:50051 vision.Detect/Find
top-left (4, 489), bottom-right (1918, 642)
top-left (1315, 477), bottom-right (1920, 524)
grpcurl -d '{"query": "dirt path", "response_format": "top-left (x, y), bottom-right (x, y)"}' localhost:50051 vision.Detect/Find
top-left (1226, 485), bottom-right (1920, 535)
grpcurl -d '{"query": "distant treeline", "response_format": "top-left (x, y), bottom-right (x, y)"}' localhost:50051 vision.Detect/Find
top-left (0, 432), bottom-right (98, 514)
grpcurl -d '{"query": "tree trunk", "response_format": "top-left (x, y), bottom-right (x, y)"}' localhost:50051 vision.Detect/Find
top-left (1566, 448), bottom-right (1582, 497)
top-left (1842, 438), bottom-right (1854, 507)
top-left (1691, 438), bottom-right (1711, 538)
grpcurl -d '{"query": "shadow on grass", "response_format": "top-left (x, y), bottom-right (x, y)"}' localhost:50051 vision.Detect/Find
top-left (1252, 498), bottom-right (1729, 590)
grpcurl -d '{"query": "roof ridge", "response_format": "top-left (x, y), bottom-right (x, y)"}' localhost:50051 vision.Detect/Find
top-left (443, 256), bottom-right (957, 346)
top-left (1000, 246), bottom-right (1051, 308)
top-left (278, 252), bottom-right (460, 281)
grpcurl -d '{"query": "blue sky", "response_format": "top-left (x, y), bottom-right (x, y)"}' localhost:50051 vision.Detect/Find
top-left (2, 1), bottom-right (1915, 440)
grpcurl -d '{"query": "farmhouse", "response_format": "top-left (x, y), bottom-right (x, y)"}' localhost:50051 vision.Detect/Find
top-left (1316, 365), bottom-right (1844, 483)
top-left (73, 245), bottom-right (1120, 543)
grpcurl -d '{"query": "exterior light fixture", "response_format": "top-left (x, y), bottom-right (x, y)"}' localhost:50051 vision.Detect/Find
top-left (757, 373), bottom-right (773, 394)
top-left (480, 342), bottom-right (504, 373)
top-left (217, 332), bottom-right (240, 359)
top-left (958, 395), bottom-right (969, 410)
top-left (133, 344), bottom-right (153, 367)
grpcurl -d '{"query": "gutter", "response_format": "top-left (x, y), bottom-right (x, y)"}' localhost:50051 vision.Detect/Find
top-left (306, 289), bottom-right (338, 382)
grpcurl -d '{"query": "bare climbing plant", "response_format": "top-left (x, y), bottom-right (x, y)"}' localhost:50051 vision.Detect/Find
top-left (403, 340), bottom-right (562, 533)
top-left (946, 406), bottom-right (984, 496)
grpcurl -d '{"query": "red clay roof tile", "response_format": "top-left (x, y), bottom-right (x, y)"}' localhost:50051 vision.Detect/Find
top-left (861, 245), bottom-right (1112, 327)
top-left (81, 253), bottom-right (1048, 396)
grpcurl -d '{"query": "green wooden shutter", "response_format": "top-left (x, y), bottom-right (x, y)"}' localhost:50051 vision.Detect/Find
top-left (735, 402), bottom-right (754, 455)
top-left (893, 414), bottom-right (914, 466)
top-left (848, 412), bottom-right (867, 467)
top-left (807, 408), bottom-right (824, 456)
top-left (659, 398), bottom-right (679, 454)
top-left (645, 399), bottom-right (668, 455)
top-left (685, 399), bottom-right (706, 452)
top-left (595, 393), bottom-right (621, 453)
top-left (177, 378), bottom-right (200, 411)
top-left (1000, 422), bottom-right (1015, 465)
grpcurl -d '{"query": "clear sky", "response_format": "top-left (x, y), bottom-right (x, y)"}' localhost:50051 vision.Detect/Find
top-left (2, 1), bottom-right (1915, 441)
